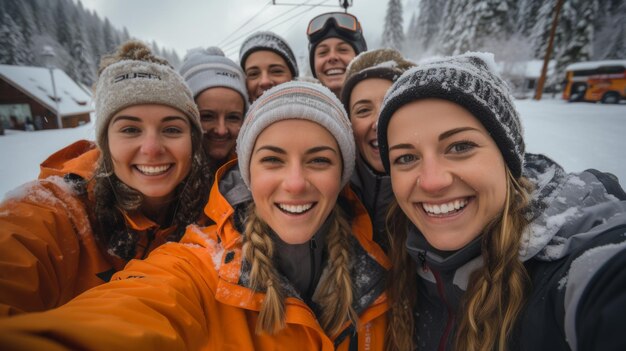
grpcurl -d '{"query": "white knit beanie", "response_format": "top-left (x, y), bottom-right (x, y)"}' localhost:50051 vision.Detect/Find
top-left (179, 46), bottom-right (249, 109)
top-left (94, 41), bottom-right (201, 150)
top-left (236, 81), bottom-right (355, 188)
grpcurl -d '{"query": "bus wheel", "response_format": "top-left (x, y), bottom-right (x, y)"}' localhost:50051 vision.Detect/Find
top-left (601, 92), bottom-right (620, 104)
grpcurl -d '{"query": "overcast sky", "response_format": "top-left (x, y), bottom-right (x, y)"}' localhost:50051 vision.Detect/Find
top-left (77, 0), bottom-right (416, 71)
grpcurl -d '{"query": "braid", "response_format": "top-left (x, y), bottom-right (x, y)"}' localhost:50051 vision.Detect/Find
top-left (242, 204), bottom-right (286, 334)
top-left (455, 171), bottom-right (533, 351)
top-left (384, 202), bottom-right (416, 351)
top-left (316, 206), bottom-right (358, 336)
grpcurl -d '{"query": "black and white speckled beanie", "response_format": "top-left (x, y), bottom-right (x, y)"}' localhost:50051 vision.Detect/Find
top-left (377, 52), bottom-right (525, 177)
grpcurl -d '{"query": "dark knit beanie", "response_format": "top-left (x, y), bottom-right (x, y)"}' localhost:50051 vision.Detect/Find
top-left (307, 16), bottom-right (367, 78)
top-left (377, 52), bottom-right (525, 177)
top-left (239, 31), bottom-right (299, 78)
top-left (340, 48), bottom-right (415, 112)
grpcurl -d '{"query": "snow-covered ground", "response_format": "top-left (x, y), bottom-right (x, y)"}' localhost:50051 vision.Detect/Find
top-left (0, 98), bottom-right (625, 198)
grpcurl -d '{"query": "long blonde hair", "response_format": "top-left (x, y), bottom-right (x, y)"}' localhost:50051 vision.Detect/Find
top-left (242, 203), bottom-right (358, 335)
top-left (385, 169), bottom-right (534, 351)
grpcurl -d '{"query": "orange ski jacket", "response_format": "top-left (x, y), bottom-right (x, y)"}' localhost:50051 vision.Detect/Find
top-left (0, 140), bottom-right (180, 316)
top-left (0, 160), bottom-right (391, 350)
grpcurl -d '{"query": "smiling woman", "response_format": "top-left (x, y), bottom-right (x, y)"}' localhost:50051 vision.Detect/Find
top-left (0, 81), bottom-right (391, 351)
top-left (0, 40), bottom-right (212, 316)
top-left (377, 53), bottom-right (626, 351)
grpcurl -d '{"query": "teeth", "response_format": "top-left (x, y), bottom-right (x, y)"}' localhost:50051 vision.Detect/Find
top-left (371, 140), bottom-right (378, 148)
top-left (325, 68), bottom-right (344, 76)
top-left (136, 164), bottom-right (171, 175)
top-left (278, 203), bottom-right (313, 214)
top-left (422, 199), bottom-right (468, 215)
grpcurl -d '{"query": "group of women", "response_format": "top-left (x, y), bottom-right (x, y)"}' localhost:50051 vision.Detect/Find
top-left (0, 11), bottom-right (625, 351)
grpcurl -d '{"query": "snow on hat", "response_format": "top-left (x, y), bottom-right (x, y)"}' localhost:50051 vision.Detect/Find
top-left (308, 16), bottom-right (367, 78)
top-left (179, 46), bottom-right (249, 110)
top-left (94, 41), bottom-right (201, 150)
top-left (377, 52), bottom-right (525, 177)
top-left (239, 31), bottom-right (299, 78)
top-left (236, 81), bottom-right (355, 188)
top-left (340, 48), bottom-right (415, 112)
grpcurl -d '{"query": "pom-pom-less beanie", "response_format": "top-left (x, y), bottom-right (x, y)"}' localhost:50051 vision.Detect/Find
top-left (377, 52), bottom-right (525, 178)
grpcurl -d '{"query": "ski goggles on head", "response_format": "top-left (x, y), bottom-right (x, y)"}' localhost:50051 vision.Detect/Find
top-left (307, 12), bottom-right (361, 37)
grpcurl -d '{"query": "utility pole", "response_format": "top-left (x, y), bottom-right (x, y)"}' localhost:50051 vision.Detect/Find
top-left (534, 0), bottom-right (565, 100)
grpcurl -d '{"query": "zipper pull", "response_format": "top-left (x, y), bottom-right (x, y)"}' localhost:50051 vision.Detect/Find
top-left (310, 237), bottom-right (317, 250)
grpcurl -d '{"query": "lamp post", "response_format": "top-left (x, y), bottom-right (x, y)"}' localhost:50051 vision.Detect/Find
top-left (41, 46), bottom-right (62, 129)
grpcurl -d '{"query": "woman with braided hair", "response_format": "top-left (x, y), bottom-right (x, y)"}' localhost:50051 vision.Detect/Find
top-left (0, 81), bottom-right (390, 351)
top-left (377, 53), bottom-right (626, 351)
top-left (0, 40), bottom-right (211, 316)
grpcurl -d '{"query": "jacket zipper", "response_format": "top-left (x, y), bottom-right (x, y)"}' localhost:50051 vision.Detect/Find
top-left (307, 237), bottom-right (318, 302)
top-left (432, 269), bottom-right (455, 351)
top-left (372, 176), bottom-right (381, 228)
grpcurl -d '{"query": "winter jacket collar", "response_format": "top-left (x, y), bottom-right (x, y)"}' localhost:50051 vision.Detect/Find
top-left (350, 155), bottom-right (394, 247)
top-left (519, 153), bottom-right (626, 261)
top-left (39, 140), bottom-right (99, 181)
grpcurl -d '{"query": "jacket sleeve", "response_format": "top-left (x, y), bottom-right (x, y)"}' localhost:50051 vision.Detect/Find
top-left (575, 240), bottom-right (626, 351)
top-left (0, 242), bottom-right (215, 350)
top-left (0, 180), bottom-right (87, 316)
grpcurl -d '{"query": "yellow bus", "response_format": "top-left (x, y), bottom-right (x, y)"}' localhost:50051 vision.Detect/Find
top-left (563, 60), bottom-right (626, 104)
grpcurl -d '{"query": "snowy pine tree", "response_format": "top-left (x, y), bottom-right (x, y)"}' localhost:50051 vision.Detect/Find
top-left (405, 0), bottom-right (446, 58)
top-left (530, 0), bottom-right (558, 59)
top-left (594, 0), bottom-right (626, 59)
top-left (102, 18), bottom-right (117, 55)
top-left (0, 13), bottom-right (30, 65)
top-left (381, 0), bottom-right (405, 51)
top-left (56, 0), bottom-right (73, 50)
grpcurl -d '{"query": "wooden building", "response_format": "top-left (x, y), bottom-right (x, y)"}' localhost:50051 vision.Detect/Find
top-left (0, 64), bottom-right (93, 130)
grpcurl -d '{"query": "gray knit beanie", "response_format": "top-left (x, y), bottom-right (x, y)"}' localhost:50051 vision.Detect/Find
top-left (239, 31), bottom-right (299, 77)
top-left (94, 41), bottom-right (201, 150)
top-left (179, 46), bottom-right (249, 109)
top-left (340, 48), bottom-right (415, 112)
top-left (377, 52), bottom-right (525, 177)
top-left (236, 81), bottom-right (355, 188)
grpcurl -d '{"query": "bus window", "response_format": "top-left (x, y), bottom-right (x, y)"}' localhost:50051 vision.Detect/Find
top-left (563, 60), bottom-right (626, 104)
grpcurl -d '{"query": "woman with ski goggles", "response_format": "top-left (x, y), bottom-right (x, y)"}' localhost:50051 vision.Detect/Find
top-left (307, 12), bottom-right (367, 97)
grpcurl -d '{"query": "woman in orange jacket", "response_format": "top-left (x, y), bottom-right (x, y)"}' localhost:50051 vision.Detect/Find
top-left (0, 40), bottom-right (211, 316)
top-left (0, 81), bottom-right (390, 351)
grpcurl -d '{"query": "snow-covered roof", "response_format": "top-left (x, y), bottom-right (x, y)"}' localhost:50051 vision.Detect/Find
top-left (0, 64), bottom-right (94, 117)
top-left (565, 60), bottom-right (626, 72)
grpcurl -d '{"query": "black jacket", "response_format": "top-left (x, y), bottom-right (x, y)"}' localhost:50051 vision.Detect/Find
top-left (407, 154), bottom-right (626, 351)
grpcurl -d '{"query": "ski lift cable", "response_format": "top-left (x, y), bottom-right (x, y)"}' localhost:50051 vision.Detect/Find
top-left (220, 0), bottom-right (323, 53)
top-left (222, 3), bottom-right (318, 58)
top-left (217, 0), bottom-right (273, 47)
top-left (220, 0), bottom-right (328, 55)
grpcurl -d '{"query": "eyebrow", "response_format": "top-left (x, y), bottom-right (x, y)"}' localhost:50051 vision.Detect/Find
top-left (439, 127), bottom-right (480, 141)
top-left (254, 145), bottom-right (338, 155)
top-left (111, 115), bottom-right (188, 124)
top-left (389, 127), bottom-right (482, 151)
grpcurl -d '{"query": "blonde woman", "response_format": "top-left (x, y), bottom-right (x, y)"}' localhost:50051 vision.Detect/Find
top-left (0, 81), bottom-right (390, 350)
top-left (377, 53), bottom-right (626, 350)
top-left (0, 41), bottom-right (211, 316)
